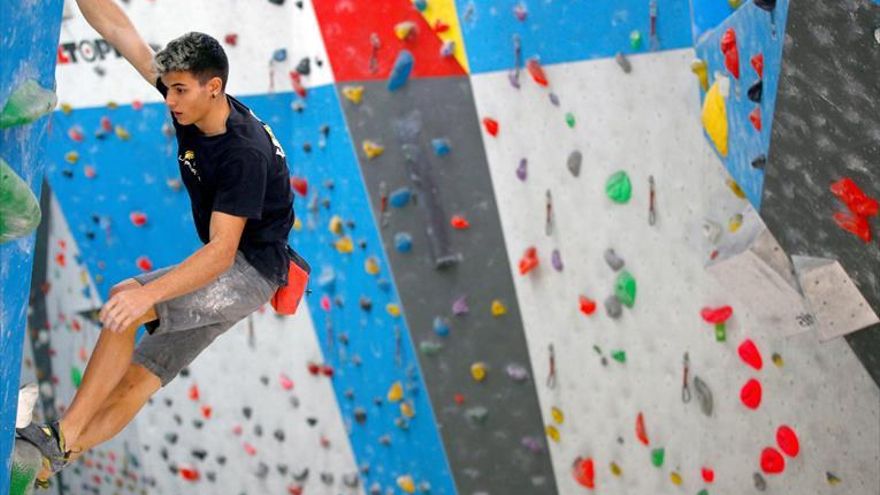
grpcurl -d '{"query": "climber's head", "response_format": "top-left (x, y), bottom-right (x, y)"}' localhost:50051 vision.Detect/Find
top-left (154, 32), bottom-right (229, 126)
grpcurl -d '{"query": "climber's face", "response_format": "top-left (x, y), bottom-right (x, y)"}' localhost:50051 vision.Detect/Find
top-left (161, 70), bottom-right (222, 126)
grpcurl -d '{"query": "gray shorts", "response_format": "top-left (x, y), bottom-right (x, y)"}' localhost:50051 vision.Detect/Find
top-left (131, 251), bottom-right (279, 387)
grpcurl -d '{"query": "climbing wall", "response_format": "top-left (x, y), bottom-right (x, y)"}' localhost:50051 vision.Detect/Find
top-left (1, 0), bottom-right (64, 491)
top-left (10, 0), bottom-right (880, 494)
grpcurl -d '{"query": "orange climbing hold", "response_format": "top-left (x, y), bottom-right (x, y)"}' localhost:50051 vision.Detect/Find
top-left (519, 247), bottom-right (539, 275)
top-left (482, 117), bottom-right (499, 137)
top-left (572, 457), bottom-right (595, 489)
top-left (636, 412), bottom-right (649, 445)
top-left (527, 58), bottom-right (549, 87)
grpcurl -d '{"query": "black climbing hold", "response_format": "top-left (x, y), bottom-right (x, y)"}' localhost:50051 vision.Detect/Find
top-left (753, 0), bottom-right (775, 11)
top-left (277, 464), bottom-right (289, 476)
top-left (296, 57), bottom-right (311, 76)
top-left (321, 472), bottom-right (334, 484)
top-left (216, 455), bottom-right (227, 465)
top-left (206, 471), bottom-right (217, 482)
top-left (293, 467), bottom-right (310, 481)
top-left (751, 155), bottom-right (767, 169)
top-left (274, 429), bottom-right (285, 442)
top-left (254, 424), bottom-right (263, 436)
top-left (179, 367), bottom-right (190, 377)
top-left (164, 398), bottom-right (172, 407)
top-left (303, 142), bottom-right (312, 153)
top-left (173, 414), bottom-right (182, 425)
top-left (306, 417), bottom-right (318, 426)
top-left (319, 124), bottom-right (330, 136)
top-left (164, 432), bottom-right (178, 444)
top-left (354, 407), bottom-right (367, 424)
top-left (193, 419), bottom-right (204, 429)
top-left (747, 80), bottom-right (763, 103)
top-left (191, 448), bottom-right (207, 460)
top-left (260, 375), bottom-right (269, 386)
top-left (62, 169), bottom-right (73, 178)
top-left (243, 406), bottom-right (253, 419)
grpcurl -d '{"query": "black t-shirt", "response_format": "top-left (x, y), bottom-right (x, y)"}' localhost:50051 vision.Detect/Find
top-left (156, 78), bottom-right (294, 286)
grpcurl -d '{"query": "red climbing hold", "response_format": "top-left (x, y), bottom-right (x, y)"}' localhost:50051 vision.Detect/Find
top-left (243, 442), bottom-right (257, 456)
top-left (740, 378), bottom-right (762, 410)
top-left (320, 364), bottom-right (335, 377)
top-left (833, 211), bottom-right (871, 243)
top-left (224, 33), bottom-right (238, 46)
top-left (636, 412), bottom-right (649, 446)
top-left (451, 215), bottom-right (471, 230)
top-left (188, 384), bottom-right (200, 401)
top-left (289, 71), bottom-right (307, 98)
top-left (454, 393), bottom-right (465, 405)
top-left (830, 177), bottom-right (878, 218)
top-left (751, 53), bottom-right (764, 78)
top-left (572, 456), bottom-right (595, 489)
top-left (290, 177), bottom-right (308, 197)
top-left (287, 485), bottom-right (304, 495)
top-left (433, 19), bottom-right (450, 33)
top-left (201, 405), bottom-right (212, 419)
top-left (526, 58), bottom-right (549, 87)
top-left (307, 362), bottom-right (321, 375)
top-left (760, 446), bottom-right (785, 474)
top-left (482, 117), bottom-right (499, 137)
top-left (737, 339), bottom-right (763, 370)
top-left (701, 306), bottom-right (733, 324)
top-left (129, 211), bottom-right (147, 227)
top-left (136, 256), bottom-right (153, 272)
top-left (132, 100), bottom-right (143, 111)
top-left (776, 425), bottom-right (800, 457)
top-left (702, 467), bottom-right (715, 483)
top-left (720, 28), bottom-right (740, 79)
top-left (749, 107), bottom-right (762, 131)
top-left (280, 373), bottom-right (294, 390)
top-left (518, 247), bottom-right (539, 275)
top-left (179, 465), bottom-right (200, 482)
top-left (579, 296), bottom-right (597, 316)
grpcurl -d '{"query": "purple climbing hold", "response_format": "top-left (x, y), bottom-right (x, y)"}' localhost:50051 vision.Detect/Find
top-left (551, 249), bottom-right (563, 272)
top-left (516, 158), bottom-right (528, 181)
top-left (452, 295), bottom-right (469, 316)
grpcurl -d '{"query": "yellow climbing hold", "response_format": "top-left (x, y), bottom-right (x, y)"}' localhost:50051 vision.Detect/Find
top-left (491, 299), bottom-right (507, 317)
top-left (394, 21), bottom-right (418, 40)
top-left (470, 362), bottom-right (487, 382)
top-left (397, 475), bottom-right (416, 494)
top-left (727, 178), bottom-right (746, 199)
top-left (329, 215), bottom-right (344, 235)
top-left (114, 125), bottom-right (131, 140)
top-left (386, 303), bottom-right (401, 317)
top-left (691, 59), bottom-right (709, 91)
top-left (293, 217), bottom-right (303, 231)
top-left (60, 102), bottom-right (73, 115)
top-left (545, 424), bottom-right (560, 442)
top-left (701, 81), bottom-right (728, 157)
top-left (400, 401), bottom-right (415, 418)
top-left (342, 85), bottom-right (364, 104)
top-left (64, 151), bottom-right (79, 164)
top-left (550, 406), bottom-right (564, 425)
top-left (365, 256), bottom-right (381, 275)
top-left (363, 140), bottom-right (384, 159)
top-left (772, 352), bottom-right (784, 367)
top-left (388, 381), bottom-right (404, 402)
top-left (670, 471), bottom-right (683, 486)
top-left (107, 101), bottom-right (118, 109)
top-left (334, 236), bottom-right (354, 254)
top-left (610, 462), bottom-right (622, 477)
top-left (728, 213), bottom-right (743, 232)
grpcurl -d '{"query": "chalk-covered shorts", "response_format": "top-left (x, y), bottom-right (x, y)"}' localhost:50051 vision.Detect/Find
top-left (131, 251), bottom-right (279, 387)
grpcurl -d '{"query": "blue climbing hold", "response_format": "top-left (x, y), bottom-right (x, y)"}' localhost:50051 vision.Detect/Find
top-left (390, 187), bottom-right (412, 208)
top-left (432, 138), bottom-right (451, 157)
top-left (414, 0), bottom-right (428, 11)
top-left (388, 50), bottom-right (414, 91)
top-left (272, 48), bottom-right (288, 62)
top-left (395, 232), bottom-right (413, 253)
top-left (317, 266), bottom-right (337, 292)
top-left (433, 316), bottom-right (450, 337)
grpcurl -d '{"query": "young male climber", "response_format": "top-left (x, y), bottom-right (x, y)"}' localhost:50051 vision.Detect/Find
top-left (16, 0), bottom-right (308, 486)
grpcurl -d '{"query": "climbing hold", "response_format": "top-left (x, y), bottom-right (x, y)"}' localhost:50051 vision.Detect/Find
top-left (740, 378), bottom-right (762, 410)
top-left (753, 0), bottom-right (776, 11)
top-left (67, 126), bottom-right (85, 142)
top-left (611, 350), bottom-right (626, 363)
top-left (440, 40), bottom-right (455, 58)
top-left (433, 316), bottom-right (450, 337)
top-left (389, 187), bottom-right (412, 208)
top-left (335, 236), bottom-right (354, 254)
top-left (636, 412), bottom-right (649, 445)
top-left (701, 81), bottom-right (729, 156)
top-left (400, 400), bottom-right (415, 418)
top-left (280, 374), bottom-right (294, 391)
top-left (702, 467), bottom-right (715, 483)
top-left (272, 48), bottom-right (287, 62)
top-left (572, 457), bottom-right (595, 489)
top-left (703, 219), bottom-right (722, 244)
top-left (605, 295), bottom-right (623, 319)
top-left (737, 339), bottom-right (763, 370)
top-left (610, 462), bottom-right (622, 477)
top-left (465, 406), bottom-right (489, 424)
top-left (0, 79), bottom-right (57, 128)
top-left (505, 364), bottom-right (529, 382)
top-left (129, 211), bottom-right (148, 227)
top-left (491, 299), bottom-right (507, 317)
top-left (615, 52), bottom-right (632, 73)
top-left (670, 471), bottom-right (683, 485)
top-left (833, 211), bottom-right (871, 242)
top-left (831, 177), bottom-right (878, 218)
top-left (651, 448), bottom-right (665, 467)
top-left (760, 447), bottom-right (785, 474)
top-left (513, 2), bottom-right (528, 21)
top-left (329, 215), bottom-right (344, 235)
top-left (691, 59), bottom-right (709, 91)
top-left (397, 475), bottom-right (416, 494)
top-left (224, 33), bottom-right (238, 46)
top-left (470, 362), bottom-right (487, 382)
top-left (630, 30), bottom-right (643, 49)
top-left (826, 472), bottom-right (841, 485)
top-left (551, 249), bottom-right (563, 271)
top-left (545, 425), bottom-right (560, 442)
top-left (64, 151), bottom-right (79, 164)
top-left (483, 117), bottom-right (499, 137)
top-left (526, 58), bottom-right (549, 87)
top-left (362, 140), bottom-right (385, 159)
top-left (519, 247), bottom-right (539, 275)
top-left (420, 341), bottom-right (443, 355)
top-left (567, 150), bottom-right (582, 177)
top-left (727, 178), bottom-right (747, 199)
top-left (701, 306), bottom-right (732, 324)
top-left (414, 0), bottom-right (427, 11)
top-left (720, 28), bottom-right (740, 79)
top-left (748, 80), bottom-right (763, 103)
top-left (0, 158), bottom-right (42, 244)
top-left (452, 295), bottom-right (469, 315)
top-left (551, 406), bottom-right (564, 424)
top-left (753, 472), bottom-right (767, 491)
top-left (565, 112), bottom-right (576, 128)
top-left (364, 256), bottom-right (381, 275)
top-left (606, 171), bottom-right (632, 203)
top-left (394, 21), bottom-right (418, 41)
top-left (386, 303), bottom-right (401, 317)
top-left (290, 177), bottom-right (308, 196)
top-left (614, 271), bottom-right (637, 308)
top-left (342, 85), bottom-right (364, 104)
top-left (749, 107), bottom-right (762, 131)
top-left (136, 255), bottom-right (153, 272)
top-left (604, 248), bottom-right (625, 271)
top-left (771, 353), bottom-right (784, 367)
top-left (579, 295), bottom-right (597, 316)
top-left (432, 138), bottom-right (451, 156)
top-left (71, 366), bottom-right (83, 388)
top-left (451, 215), bottom-right (470, 230)
top-left (776, 425), bottom-right (799, 457)
top-left (394, 232), bottom-right (413, 253)
top-left (516, 158), bottom-right (528, 181)
top-left (388, 50), bottom-right (414, 91)
top-left (693, 376), bottom-right (714, 416)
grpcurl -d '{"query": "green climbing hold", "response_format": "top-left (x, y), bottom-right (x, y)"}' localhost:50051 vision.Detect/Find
top-left (714, 323), bottom-right (727, 342)
top-left (697, 490), bottom-right (709, 495)
top-left (565, 112), bottom-right (576, 128)
top-left (606, 171), bottom-right (632, 204)
top-left (0, 79), bottom-right (57, 129)
top-left (614, 270), bottom-right (637, 308)
top-left (419, 341), bottom-right (443, 356)
top-left (611, 350), bottom-right (626, 363)
top-left (0, 158), bottom-right (42, 244)
top-left (651, 447), bottom-right (665, 467)
top-left (630, 30), bottom-right (643, 50)
top-left (71, 366), bottom-right (83, 388)
top-left (10, 439), bottom-right (42, 495)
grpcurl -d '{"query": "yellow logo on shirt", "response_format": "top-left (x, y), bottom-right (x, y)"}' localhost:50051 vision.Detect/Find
top-left (184, 150), bottom-right (195, 161)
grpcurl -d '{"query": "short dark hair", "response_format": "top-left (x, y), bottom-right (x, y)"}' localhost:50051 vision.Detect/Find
top-left (154, 32), bottom-right (229, 90)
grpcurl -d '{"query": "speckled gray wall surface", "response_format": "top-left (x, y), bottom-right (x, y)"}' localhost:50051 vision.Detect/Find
top-left (761, 0), bottom-right (880, 386)
top-left (337, 77), bottom-right (557, 494)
